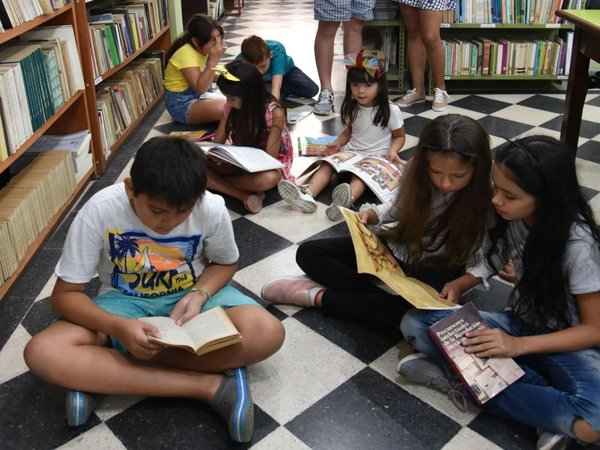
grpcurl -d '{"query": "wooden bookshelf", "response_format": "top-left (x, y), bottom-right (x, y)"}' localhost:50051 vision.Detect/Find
top-left (0, 3), bottom-right (95, 299)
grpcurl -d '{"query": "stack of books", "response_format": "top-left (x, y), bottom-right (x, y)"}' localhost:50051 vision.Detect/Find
top-left (0, 150), bottom-right (76, 286)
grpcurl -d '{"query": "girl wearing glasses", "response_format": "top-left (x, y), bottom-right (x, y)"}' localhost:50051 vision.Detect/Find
top-left (164, 14), bottom-right (226, 125)
top-left (261, 114), bottom-right (492, 328)
top-left (399, 135), bottom-right (600, 449)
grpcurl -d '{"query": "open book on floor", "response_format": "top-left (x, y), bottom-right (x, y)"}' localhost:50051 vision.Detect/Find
top-left (427, 302), bottom-right (525, 404)
top-left (341, 207), bottom-right (457, 309)
top-left (301, 150), bottom-right (403, 203)
top-left (196, 143), bottom-right (284, 173)
top-left (139, 306), bottom-right (242, 356)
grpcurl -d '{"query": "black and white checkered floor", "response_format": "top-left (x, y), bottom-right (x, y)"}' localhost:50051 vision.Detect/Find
top-left (1, 1), bottom-right (599, 448)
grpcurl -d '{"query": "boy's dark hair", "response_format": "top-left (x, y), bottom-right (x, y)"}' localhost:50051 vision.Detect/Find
top-left (130, 136), bottom-right (207, 208)
top-left (341, 67), bottom-right (390, 128)
top-left (216, 60), bottom-right (280, 147)
top-left (489, 135), bottom-right (600, 331)
top-left (387, 114), bottom-right (493, 270)
top-left (165, 14), bottom-right (223, 64)
top-left (240, 35), bottom-right (271, 64)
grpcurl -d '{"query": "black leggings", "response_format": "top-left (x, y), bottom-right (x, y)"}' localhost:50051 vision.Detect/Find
top-left (296, 237), bottom-right (463, 328)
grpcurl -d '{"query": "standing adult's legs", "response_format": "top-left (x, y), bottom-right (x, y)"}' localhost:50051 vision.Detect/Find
top-left (314, 21), bottom-right (341, 92)
top-left (419, 10), bottom-right (446, 91)
top-left (400, 5), bottom-right (426, 98)
top-left (342, 17), bottom-right (364, 56)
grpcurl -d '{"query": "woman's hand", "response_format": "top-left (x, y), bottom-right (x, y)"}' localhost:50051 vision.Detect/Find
top-left (114, 318), bottom-right (164, 360)
top-left (463, 328), bottom-right (524, 358)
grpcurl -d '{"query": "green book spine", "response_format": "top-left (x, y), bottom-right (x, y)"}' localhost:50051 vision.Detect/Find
top-left (104, 25), bottom-right (120, 67)
top-left (43, 48), bottom-right (65, 111)
top-left (19, 56), bottom-right (42, 131)
top-left (32, 48), bottom-right (56, 122)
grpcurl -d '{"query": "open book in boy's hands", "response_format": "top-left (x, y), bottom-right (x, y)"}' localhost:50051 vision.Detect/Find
top-left (196, 143), bottom-right (284, 173)
top-left (341, 208), bottom-right (457, 310)
top-left (139, 306), bottom-right (242, 356)
top-left (428, 302), bottom-right (525, 404)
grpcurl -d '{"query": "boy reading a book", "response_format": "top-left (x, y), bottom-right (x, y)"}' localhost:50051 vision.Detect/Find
top-left (23, 136), bottom-right (285, 443)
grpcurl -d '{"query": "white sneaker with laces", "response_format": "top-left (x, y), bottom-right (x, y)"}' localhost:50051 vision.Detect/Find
top-left (432, 87), bottom-right (450, 112)
top-left (313, 89), bottom-right (334, 115)
top-left (278, 180), bottom-right (317, 213)
top-left (395, 88), bottom-right (426, 107)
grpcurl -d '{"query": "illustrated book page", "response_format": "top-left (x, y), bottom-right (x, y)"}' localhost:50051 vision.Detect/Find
top-left (341, 208), bottom-right (457, 309)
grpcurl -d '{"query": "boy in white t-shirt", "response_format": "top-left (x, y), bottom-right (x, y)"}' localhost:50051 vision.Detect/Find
top-left (23, 136), bottom-right (284, 443)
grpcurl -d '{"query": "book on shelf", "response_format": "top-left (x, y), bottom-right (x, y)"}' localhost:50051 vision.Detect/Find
top-left (196, 143), bottom-right (285, 173)
top-left (22, 130), bottom-right (92, 176)
top-left (301, 150), bottom-right (403, 203)
top-left (341, 207), bottom-right (458, 309)
top-left (139, 306), bottom-right (242, 356)
top-left (297, 135), bottom-right (337, 156)
top-left (20, 25), bottom-right (85, 94)
top-left (0, 63), bottom-right (33, 153)
top-left (427, 302), bottom-right (525, 404)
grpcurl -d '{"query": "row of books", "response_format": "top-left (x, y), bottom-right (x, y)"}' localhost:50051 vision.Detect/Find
top-left (443, 32), bottom-right (573, 77)
top-left (10, 130), bottom-right (93, 184)
top-left (0, 0), bottom-right (68, 32)
top-left (86, 0), bottom-right (169, 81)
top-left (362, 26), bottom-right (399, 73)
top-left (0, 150), bottom-right (76, 286)
top-left (441, 0), bottom-right (584, 24)
top-left (96, 54), bottom-right (164, 157)
top-left (0, 25), bottom-right (85, 162)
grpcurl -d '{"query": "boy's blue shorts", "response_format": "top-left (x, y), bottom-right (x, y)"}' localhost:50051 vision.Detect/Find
top-left (93, 285), bottom-right (259, 353)
top-left (164, 87), bottom-right (223, 124)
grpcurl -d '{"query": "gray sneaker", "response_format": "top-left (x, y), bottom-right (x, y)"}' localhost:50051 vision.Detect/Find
top-left (536, 429), bottom-right (571, 450)
top-left (325, 183), bottom-right (352, 221)
top-left (397, 352), bottom-right (468, 411)
top-left (278, 180), bottom-right (317, 213)
top-left (313, 89), bottom-right (334, 115)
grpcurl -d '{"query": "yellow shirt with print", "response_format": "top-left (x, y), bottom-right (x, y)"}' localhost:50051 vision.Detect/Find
top-left (164, 43), bottom-right (208, 92)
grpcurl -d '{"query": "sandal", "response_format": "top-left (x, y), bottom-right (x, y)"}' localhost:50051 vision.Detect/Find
top-left (243, 193), bottom-right (264, 214)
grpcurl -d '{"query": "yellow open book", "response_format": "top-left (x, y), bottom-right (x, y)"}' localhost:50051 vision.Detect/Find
top-left (139, 306), bottom-right (242, 355)
top-left (341, 208), bottom-right (458, 310)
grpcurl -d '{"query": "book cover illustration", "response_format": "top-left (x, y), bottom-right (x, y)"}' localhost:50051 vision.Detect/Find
top-left (341, 207), bottom-right (457, 309)
top-left (427, 302), bottom-right (525, 404)
top-left (298, 135), bottom-right (337, 156)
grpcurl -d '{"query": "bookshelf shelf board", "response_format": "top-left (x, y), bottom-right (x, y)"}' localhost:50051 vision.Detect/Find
top-left (440, 23), bottom-right (574, 29)
top-left (0, 91), bottom-right (85, 175)
top-left (0, 3), bottom-right (74, 45)
top-left (445, 75), bottom-right (569, 80)
top-left (0, 176), bottom-right (87, 299)
top-left (94, 26), bottom-right (170, 85)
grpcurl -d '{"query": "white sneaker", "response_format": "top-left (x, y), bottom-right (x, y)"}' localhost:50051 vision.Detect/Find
top-left (432, 87), bottom-right (450, 112)
top-left (395, 88), bottom-right (426, 107)
top-left (278, 180), bottom-right (317, 213)
top-left (536, 429), bottom-right (571, 450)
top-left (325, 183), bottom-right (352, 221)
top-left (313, 89), bottom-right (334, 115)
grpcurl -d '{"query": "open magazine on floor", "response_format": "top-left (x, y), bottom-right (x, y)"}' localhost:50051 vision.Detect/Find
top-left (301, 150), bottom-right (403, 203)
top-left (341, 207), bottom-right (458, 309)
top-left (196, 143), bottom-right (284, 173)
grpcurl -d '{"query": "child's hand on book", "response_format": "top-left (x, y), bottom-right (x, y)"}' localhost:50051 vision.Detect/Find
top-left (387, 149), bottom-right (405, 167)
top-left (358, 208), bottom-right (377, 225)
top-left (463, 327), bottom-right (523, 358)
top-left (170, 290), bottom-right (206, 325)
top-left (117, 318), bottom-right (164, 359)
top-left (324, 142), bottom-right (341, 155)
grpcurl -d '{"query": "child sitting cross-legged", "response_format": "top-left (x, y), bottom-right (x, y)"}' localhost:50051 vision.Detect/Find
top-left (23, 136), bottom-right (285, 443)
top-left (278, 50), bottom-right (406, 221)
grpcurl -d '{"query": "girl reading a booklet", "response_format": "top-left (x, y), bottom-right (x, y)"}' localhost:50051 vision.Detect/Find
top-left (398, 136), bottom-right (600, 449)
top-left (278, 50), bottom-right (406, 221)
top-left (207, 60), bottom-right (294, 214)
top-left (163, 14), bottom-right (227, 125)
top-left (262, 114), bottom-right (492, 327)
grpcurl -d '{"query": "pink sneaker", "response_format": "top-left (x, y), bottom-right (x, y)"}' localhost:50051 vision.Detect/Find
top-left (260, 277), bottom-right (325, 307)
